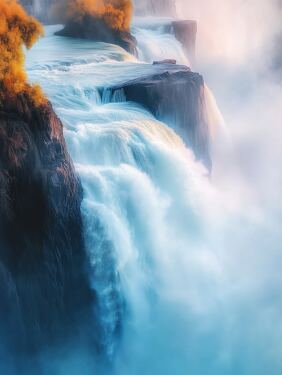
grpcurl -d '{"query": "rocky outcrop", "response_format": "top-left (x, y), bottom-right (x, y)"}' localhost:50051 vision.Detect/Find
top-left (271, 31), bottom-right (282, 80)
top-left (0, 95), bottom-right (94, 361)
top-left (104, 64), bottom-right (211, 170)
top-left (56, 15), bottom-right (138, 56)
top-left (153, 59), bottom-right (176, 65)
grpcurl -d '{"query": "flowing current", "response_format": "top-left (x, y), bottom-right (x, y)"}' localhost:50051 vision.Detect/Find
top-left (26, 21), bottom-right (282, 375)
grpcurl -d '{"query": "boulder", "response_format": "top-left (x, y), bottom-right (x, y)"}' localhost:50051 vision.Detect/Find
top-left (56, 15), bottom-right (138, 56)
top-left (104, 64), bottom-right (211, 170)
top-left (153, 59), bottom-right (177, 65)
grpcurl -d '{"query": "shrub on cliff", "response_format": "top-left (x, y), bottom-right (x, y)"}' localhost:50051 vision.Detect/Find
top-left (0, 0), bottom-right (45, 106)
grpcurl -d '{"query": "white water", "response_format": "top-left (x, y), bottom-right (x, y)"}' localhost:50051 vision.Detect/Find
top-left (132, 17), bottom-right (190, 65)
top-left (26, 20), bottom-right (282, 375)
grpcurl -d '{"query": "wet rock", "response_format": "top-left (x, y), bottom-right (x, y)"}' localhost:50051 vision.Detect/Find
top-left (105, 64), bottom-right (211, 170)
top-left (56, 15), bottom-right (138, 56)
top-left (0, 95), bottom-right (95, 358)
top-left (153, 59), bottom-right (177, 65)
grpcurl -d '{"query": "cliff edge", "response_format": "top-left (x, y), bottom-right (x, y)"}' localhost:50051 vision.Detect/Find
top-left (0, 95), bottom-right (94, 359)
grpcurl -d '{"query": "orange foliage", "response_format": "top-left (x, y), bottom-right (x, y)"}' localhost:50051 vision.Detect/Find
top-left (63, 0), bottom-right (133, 31)
top-left (0, 0), bottom-right (45, 106)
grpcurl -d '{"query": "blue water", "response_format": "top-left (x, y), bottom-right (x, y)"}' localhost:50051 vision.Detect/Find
top-left (25, 21), bottom-right (282, 375)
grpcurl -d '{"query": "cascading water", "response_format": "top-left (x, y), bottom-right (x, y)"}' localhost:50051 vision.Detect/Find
top-left (25, 19), bottom-right (282, 375)
top-left (27, 22), bottom-right (199, 356)
top-left (132, 17), bottom-right (190, 65)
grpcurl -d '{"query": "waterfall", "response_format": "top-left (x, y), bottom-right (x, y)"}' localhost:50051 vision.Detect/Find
top-left (25, 22), bottom-right (214, 368)
top-left (132, 17), bottom-right (190, 65)
top-left (23, 17), bottom-right (282, 375)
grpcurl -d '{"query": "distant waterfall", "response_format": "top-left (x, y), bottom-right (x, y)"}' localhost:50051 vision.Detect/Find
top-left (132, 18), bottom-right (190, 65)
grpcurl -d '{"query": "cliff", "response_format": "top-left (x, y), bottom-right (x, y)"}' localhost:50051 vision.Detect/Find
top-left (104, 64), bottom-right (211, 170)
top-left (0, 95), bottom-right (94, 360)
top-left (55, 15), bottom-right (138, 56)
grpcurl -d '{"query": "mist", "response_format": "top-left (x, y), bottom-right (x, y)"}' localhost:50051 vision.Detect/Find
top-left (160, 1), bottom-right (282, 373)
top-left (177, 0), bottom-right (281, 64)
top-left (172, 0), bottom-right (282, 208)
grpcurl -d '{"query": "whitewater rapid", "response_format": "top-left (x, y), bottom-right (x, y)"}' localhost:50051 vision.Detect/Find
top-left (26, 23), bottom-right (209, 369)
top-left (25, 20), bottom-right (282, 375)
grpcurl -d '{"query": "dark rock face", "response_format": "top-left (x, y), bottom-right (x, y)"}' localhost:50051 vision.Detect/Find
top-left (105, 64), bottom-right (211, 170)
top-left (271, 31), bottom-right (282, 80)
top-left (0, 96), bottom-right (94, 362)
top-left (165, 20), bottom-right (197, 65)
top-left (153, 59), bottom-right (177, 65)
top-left (56, 15), bottom-right (138, 56)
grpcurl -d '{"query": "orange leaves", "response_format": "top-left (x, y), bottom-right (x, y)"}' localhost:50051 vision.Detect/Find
top-left (104, 0), bottom-right (132, 31)
top-left (0, 0), bottom-right (45, 105)
top-left (66, 0), bottom-right (133, 31)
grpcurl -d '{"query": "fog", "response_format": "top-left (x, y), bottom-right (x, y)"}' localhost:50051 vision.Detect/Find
top-left (169, 1), bottom-right (282, 373)
top-left (175, 0), bottom-right (282, 207)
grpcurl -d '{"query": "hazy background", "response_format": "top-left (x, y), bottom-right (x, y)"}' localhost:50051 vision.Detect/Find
top-left (170, 1), bottom-right (282, 373)
top-left (176, 0), bottom-right (282, 206)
